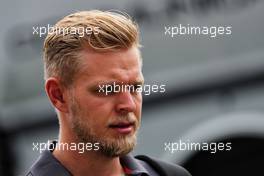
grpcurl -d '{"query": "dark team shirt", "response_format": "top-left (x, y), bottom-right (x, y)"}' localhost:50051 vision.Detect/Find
top-left (25, 142), bottom-right (159, 176)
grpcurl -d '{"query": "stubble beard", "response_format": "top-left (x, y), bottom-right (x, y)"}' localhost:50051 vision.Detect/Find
top-left (70, 100), bottom-right (139, 157)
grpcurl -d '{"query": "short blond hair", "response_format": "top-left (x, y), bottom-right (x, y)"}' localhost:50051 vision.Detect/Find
top-left (43, 10), bottom-right (140, 86)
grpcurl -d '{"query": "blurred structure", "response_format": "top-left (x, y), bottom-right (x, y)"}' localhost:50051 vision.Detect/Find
top-left (0, 0), bottom-right (263, 175)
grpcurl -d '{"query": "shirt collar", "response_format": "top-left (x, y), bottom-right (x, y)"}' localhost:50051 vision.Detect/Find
top-left (120, 154), bottom-right (150, 175)
top-left (30, 149), bottom-right (72, 176)
top-left (34, 141), bottom-right (151, 176)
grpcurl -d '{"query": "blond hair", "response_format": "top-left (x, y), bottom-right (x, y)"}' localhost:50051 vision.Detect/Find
top-left (43, 10), bottom-right (140, 86)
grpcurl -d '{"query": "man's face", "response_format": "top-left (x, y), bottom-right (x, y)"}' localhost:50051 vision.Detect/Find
top-left (67, 46), bottom-right (143, 157)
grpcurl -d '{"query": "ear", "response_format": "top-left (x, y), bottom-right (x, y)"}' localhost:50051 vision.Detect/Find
top-left (45, 77), bottom-right (70, 113)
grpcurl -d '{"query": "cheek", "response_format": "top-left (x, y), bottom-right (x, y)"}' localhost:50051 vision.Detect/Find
top-left (80, 96), bottom-right (114, 117)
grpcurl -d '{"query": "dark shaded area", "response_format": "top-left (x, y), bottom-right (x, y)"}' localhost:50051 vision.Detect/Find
top-left (0, 128), bottom-right (15, 176)
top-left (143, 72), bottom-right (264, 109)
top-left (183, 136), bottom-right (264, 176)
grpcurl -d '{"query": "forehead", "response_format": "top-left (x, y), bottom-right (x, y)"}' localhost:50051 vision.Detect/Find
top-left (76, 47), bottom-right (143, 83)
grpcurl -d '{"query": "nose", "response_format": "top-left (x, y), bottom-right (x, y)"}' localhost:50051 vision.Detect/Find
top-left (115, 91), bottom-right (137, 115)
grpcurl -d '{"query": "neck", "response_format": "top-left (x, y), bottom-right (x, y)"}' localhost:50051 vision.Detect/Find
top-left (53, 128), bottom-right (124, 176)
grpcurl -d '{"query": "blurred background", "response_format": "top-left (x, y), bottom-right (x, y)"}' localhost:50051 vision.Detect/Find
top-left (0, 0), bottom-right (264, 175)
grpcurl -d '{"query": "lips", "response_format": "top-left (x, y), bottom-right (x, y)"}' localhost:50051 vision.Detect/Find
top-left (108, 122), bottom-right (135, 134)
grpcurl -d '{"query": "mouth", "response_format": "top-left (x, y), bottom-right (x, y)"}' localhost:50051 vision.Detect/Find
top-left (108, 122), bottom-right (135, 134)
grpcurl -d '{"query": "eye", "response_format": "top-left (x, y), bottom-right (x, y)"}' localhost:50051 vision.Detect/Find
top-left (99, 85), bottom-right (116, 96)
top-left (134, 84), bottom-right (142, 89)
top-left (105, 85), bottom-right (114, 93)
top-left (92, 84), bottom-right (115, 96)
top-left (130, 84), bottom-right (142, 94)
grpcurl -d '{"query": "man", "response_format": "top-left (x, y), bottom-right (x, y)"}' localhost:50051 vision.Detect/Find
top-left (26, 10), bottom-right (191, 176)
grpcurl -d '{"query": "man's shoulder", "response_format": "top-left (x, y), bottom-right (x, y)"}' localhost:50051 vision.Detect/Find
top-left (135, 155), bottom-right (192, 176)
top-left (24, 150), bottom-right (72, 176)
